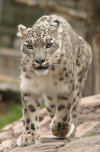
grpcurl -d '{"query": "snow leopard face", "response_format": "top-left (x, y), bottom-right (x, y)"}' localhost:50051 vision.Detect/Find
top-left (17, 16), bottom-right (63, 75)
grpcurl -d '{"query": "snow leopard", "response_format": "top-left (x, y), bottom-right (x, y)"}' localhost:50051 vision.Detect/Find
top-left (17, 15), bottom-right (92, 146)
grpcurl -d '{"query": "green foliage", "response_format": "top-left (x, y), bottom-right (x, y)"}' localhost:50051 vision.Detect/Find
top-left (0, 103), bottom-right (22, 129)
top-left (0, 100), bottom-right (44, 129)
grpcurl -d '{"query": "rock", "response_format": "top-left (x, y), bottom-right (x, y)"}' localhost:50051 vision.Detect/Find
top-left (0, 129), bottom-right (13, 142)
top-left (3, 124), bottom-right (13, 131)
top-left (1, 94), bottom-right (100, 152)
top-left (13, 121), bottom-right (23, 138)
top-left (2, 139), bottom-right (15, 148)
top-left (75, 121), bottom-right (100, 137)
top-left (83, 122), bottom-right (100, 137)
top-left (8, 137), bottom-right (66, 152)
top-left (58, 135), bottom-right (100, 152)
top-left (40, 116), bottom-right (51, 126)
top-left (75, 94), bottom-right (100, 138)
top-left (78, 94), bottom-right (100, 124)
top-left (6, 135), bottom-right (100, 152)
top-left (40, 115), bottom-right (51, 136)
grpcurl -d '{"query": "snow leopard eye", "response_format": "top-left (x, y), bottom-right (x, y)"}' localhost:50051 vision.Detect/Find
top-left (26, 44), bottom-right (33, 49)
top-left (46, 43), bottom-right (52, 49)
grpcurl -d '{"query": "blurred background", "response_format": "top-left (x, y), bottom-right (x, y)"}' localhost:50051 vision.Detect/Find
top-left (0, 0), bottom-right (100, 129)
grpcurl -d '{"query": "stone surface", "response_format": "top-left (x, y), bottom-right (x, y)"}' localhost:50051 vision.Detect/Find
top-left (6, 137), bottom-right (67, 152)
top-left (0, 129), bottom-right (13, 142)
top-left (13, 121), bottom-right (23, 138)
top-left (3, 124), bottom-right (13, 131)
top-left (2, 139), bottom-right (15, 148)
top-left (40, 115), bottom-right (51, 136)
top-left (75, 121), bottom-right (100, 137)
top-left (58, 135), bottom-right (100, 152)
top-left (1, 94), bottom-right (100, 152)
top-left (4, 135), bottom-right (100, 152)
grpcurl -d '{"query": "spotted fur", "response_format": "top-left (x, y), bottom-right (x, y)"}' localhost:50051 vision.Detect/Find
top-left (17, 15), bottom-right (92, 146)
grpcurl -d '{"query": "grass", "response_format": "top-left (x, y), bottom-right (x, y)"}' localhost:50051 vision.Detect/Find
top-left (0, 100), bottom-right (44, 129)
top-left (0, 103), bottom-right (22, 129)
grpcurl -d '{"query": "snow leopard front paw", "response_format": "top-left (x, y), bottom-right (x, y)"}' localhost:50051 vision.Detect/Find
top-left (50, 118), bottom-right (73, 138)
top-left (17, 133), bottom-right (41, 147)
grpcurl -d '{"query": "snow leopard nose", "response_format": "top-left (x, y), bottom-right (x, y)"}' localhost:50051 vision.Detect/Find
top-left (35, 59), bottom-right (45, 64)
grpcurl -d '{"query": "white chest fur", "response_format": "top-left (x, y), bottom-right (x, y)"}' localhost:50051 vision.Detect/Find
top-left (20, 69), bottom-right (69, 96)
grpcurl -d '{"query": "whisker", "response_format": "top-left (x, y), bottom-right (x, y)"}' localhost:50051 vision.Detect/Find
top-left (49, 54), bottom-right (60, 64)
top-left (21, 64), bottom-right (32, 68)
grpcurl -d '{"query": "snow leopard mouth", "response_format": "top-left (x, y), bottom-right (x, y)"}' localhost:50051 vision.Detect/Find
top-left (33, 65), bottom-right (49, 75)
top-left (34, 65), bottom-right (49, 71)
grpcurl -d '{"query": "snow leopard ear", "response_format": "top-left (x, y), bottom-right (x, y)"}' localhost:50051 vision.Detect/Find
top-left (50, 20), bottom-right (63, 33)
top-left (51, 20), bottom-right (60, 26)
top-left (17, 24), bottom-right (30, 38)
